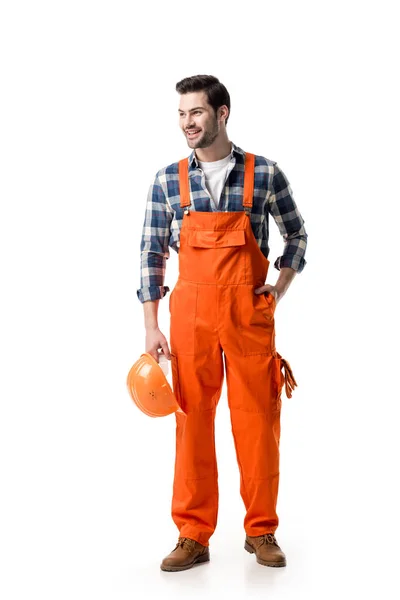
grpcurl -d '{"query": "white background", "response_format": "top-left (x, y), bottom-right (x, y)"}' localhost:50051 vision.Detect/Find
top-left (1, 0), bottom-right (399, 598)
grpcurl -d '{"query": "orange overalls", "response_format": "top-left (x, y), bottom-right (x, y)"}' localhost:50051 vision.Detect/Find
top-left (169, 152), bottom-right (297, 547)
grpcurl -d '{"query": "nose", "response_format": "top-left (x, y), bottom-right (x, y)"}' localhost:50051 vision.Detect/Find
top-left (184, 115), bottom-right (195, 129)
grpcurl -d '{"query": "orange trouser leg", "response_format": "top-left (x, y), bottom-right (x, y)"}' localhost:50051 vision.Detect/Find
top-left (224, 349), bottom-right (282, 537)
top-left (170, 348), bottom-right (224, 547)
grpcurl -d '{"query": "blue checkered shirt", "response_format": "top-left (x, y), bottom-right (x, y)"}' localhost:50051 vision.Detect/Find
top-left (137, 142), bottom-right (307, 303)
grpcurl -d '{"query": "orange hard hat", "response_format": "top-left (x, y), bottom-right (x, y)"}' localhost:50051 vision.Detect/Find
top-left (126, 352), bottom-right (184, 417)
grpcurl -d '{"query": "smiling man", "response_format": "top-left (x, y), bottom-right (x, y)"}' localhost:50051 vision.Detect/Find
top-left (137, 75), bottom-right (308, 572)
top-left (180, 99), bottom-right (221, 148)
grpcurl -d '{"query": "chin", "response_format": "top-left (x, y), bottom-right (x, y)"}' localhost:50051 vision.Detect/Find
top-left (185, 134), bottom-right (205, 149)
top-left (193, 139), bottom-right (206, 149)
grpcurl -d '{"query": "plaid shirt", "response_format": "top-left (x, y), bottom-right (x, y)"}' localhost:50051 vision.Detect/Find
top-left (137, 142), bottom-right (307, 303)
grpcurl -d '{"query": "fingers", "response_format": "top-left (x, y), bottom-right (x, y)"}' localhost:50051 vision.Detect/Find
top-left (145, 351), bottom-right (158, 362)
top-left (145, 328), bottom-right (172, 362)
top-left (254, 284), bottom-right (274, 295)
top-left (160, 342), bottom-right (171, 360)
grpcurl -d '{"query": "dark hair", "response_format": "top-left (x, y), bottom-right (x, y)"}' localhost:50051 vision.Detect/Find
top-left (176, 75), bottom-right (231, 125)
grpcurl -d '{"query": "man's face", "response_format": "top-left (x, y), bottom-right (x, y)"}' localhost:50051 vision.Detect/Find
top-left (178, 91), bottom-right (221, 149)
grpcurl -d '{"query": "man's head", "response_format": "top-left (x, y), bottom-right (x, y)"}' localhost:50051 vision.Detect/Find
top-left (176, 75), bottom-right (230, 150)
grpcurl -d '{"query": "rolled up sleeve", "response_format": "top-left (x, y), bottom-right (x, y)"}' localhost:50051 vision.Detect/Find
top-left (268, 163), bottom-right (308, 273)
top-left (136, 173), bottom-right (172, 303)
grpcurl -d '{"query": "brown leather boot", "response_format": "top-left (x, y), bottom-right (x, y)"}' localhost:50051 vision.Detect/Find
top-left (160, 537), bottom-right (210, 572)
top-left (245, 533), bottom-right (286, 567)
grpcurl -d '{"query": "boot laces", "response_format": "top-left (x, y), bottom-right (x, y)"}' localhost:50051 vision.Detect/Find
top-left (176, 537), bottom-right (196, 551)
top-left (261, 533), bottom-right (278, 546)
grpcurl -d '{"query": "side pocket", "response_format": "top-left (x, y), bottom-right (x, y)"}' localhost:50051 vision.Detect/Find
top-left (169, 281), bottom-right (197, 355)
top-left (170, 353), bottom-right (184, 413)
top-left (262, 292), bottom-right (276, 316)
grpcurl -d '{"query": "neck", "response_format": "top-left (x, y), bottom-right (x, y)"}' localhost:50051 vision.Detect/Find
top-left (195, 135), bottom-right (232, 162)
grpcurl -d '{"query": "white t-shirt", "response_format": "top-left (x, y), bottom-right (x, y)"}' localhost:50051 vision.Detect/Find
top-left (198, 152), bottom-right (232, 211)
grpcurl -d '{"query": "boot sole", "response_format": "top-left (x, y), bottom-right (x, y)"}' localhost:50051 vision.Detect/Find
top-left (244, 541), bottom-right (286, 567)
top-left (160, 551), bottom-right (210, 572)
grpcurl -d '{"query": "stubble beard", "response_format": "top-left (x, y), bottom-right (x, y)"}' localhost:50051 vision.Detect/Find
top-left (187, 119), bottom-right (220, 149)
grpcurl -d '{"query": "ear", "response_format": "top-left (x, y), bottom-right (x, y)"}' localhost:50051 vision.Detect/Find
top-left (218, 105), bottom-right (229, 124)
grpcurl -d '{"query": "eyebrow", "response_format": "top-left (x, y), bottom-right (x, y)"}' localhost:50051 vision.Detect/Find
top-left (178, 107), bottom-right (205, 113)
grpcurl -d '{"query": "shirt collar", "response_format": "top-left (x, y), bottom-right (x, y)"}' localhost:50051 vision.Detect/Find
top-left (188, 142), bottom-right (244, 170)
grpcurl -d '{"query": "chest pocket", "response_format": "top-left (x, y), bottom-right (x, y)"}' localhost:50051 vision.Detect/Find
top-left (188, 229), bottom-right (246, 249)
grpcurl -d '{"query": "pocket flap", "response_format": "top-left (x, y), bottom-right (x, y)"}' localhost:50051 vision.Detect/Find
top-left (188, 228), bottom-right (246, 249)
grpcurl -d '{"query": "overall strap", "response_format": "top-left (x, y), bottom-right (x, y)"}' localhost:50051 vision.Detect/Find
top-left (178, 158), bottom-right (191, 212)
top-left (178, 152), bottom-right (255, 214)
top-left (243, 152), bottom-right (255, 215)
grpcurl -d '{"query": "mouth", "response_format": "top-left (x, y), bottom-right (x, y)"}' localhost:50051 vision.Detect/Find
top-left (186, 129), bottom-right (201, 140)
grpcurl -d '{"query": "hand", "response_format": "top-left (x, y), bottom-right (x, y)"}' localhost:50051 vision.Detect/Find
top-left (145, 327), bottom-right (171, 362)
top-left (254, 284), bottom-right (281, 304)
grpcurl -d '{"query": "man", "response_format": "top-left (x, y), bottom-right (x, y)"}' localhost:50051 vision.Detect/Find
top-left (137, 75), bottom-right (307, 571)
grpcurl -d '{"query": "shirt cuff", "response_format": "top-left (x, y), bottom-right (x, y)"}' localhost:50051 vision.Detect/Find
top-left (274, 255), bottom-right (306, 273)
top-left (137, 285), bottom-right (170, 303)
